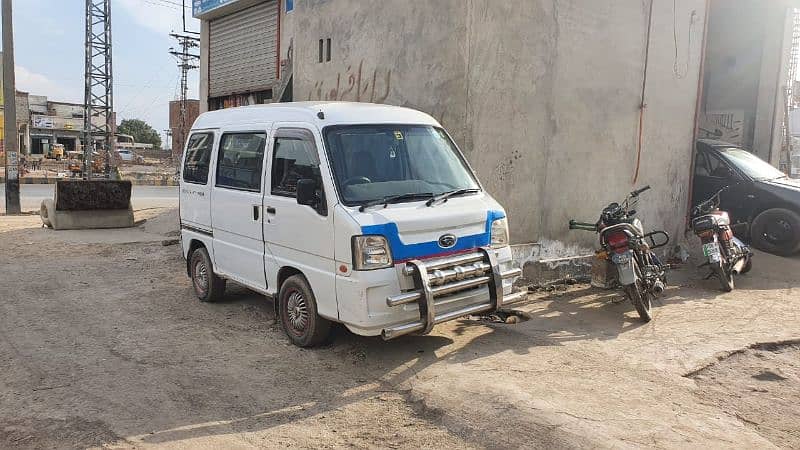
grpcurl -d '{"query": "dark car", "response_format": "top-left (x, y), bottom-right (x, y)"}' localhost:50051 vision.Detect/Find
top-left (693, 139), bottom-right (800, 256)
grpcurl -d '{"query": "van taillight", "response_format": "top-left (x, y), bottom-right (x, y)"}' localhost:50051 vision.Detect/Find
top-left (606, 231), bottom-right (629, 253)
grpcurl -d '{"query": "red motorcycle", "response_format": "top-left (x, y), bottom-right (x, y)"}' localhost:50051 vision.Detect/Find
top-left (570, 186), bottom-right (669, 322)
top-left (690, 186), bottom-right (753, 292)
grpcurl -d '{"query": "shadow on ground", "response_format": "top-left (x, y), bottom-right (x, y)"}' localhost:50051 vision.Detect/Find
top-left (1, 209), bottom-right (799, 448)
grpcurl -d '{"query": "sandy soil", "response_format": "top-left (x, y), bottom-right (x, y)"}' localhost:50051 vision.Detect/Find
top-left (688, 342), bottom-right (800, 449)
top-left (1, 209), bottom-right (799, 449)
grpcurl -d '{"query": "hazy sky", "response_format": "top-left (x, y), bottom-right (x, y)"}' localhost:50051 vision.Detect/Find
top-left (8, 0), bottom-right (200, 143)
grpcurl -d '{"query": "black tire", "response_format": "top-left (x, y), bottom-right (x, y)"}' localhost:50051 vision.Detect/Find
top-left (278, 274), bottom-right (331, 348)
top-left (713, 263), bottom-right (734, 292)
top-left (623, 261), bottom-right (652, 322)
top-left (624, 283), bottom-right (652, 322)
top-left (750, 208), bottom-right (800, 256)
top-left (189, 247), bottom-right (226, 302)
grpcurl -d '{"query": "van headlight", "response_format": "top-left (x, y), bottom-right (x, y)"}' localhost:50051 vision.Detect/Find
top-left (352, 235), bottom-right (393, 270)
top-left (490, 218), bottom-right (509, 248)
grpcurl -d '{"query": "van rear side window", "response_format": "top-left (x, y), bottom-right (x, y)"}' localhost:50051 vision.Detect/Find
top-left (216, 132), bottom-right (267, 191)
top-left (183, 133), bottom-right (214, 185)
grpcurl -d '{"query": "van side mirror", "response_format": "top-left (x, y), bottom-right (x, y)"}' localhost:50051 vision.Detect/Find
top-left (297, 178), bottom-right (319, 207)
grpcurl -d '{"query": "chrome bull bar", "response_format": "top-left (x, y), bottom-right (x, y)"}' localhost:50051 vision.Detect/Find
top-left (382, 247), bottom-right (526, 340)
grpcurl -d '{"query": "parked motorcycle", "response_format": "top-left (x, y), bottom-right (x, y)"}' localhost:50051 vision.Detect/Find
top-left (690, 186), bottom-right (753, 292)
top-left (570, 186), bottom-right (670, 322)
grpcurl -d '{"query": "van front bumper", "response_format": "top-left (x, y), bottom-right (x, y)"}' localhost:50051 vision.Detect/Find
top-left (381, 247), bottom-right (525, 340)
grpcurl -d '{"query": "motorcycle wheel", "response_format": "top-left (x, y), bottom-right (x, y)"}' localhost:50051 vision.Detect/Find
top-left (623, 259), bottom-right (652, 322)
top-left (713, 263), bottom-right (734, 292)
top-left (624, 283), bottom-right (652, 322)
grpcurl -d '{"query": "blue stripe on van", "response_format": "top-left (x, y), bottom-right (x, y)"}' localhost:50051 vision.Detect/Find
top-left (360, 210), bottom-right (506, 262)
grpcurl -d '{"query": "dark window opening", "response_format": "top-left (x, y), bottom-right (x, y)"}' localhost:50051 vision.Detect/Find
top-left (183, 132), bottom-right (214, 185)
top-left (208, 90), bottom-right (273, 111)
top-left (271, 134), bottom-right (321, 197)
top-left (326, 38), bottom-right (332, 62)
top-left (215, 132), bottom-right (266, 191)
top-left (318, 39), bottom-right (324, 63)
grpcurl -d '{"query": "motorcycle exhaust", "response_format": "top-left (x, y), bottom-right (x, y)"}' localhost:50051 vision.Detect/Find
top-left (652, 280), bottom-right (665, 296)
top-left (731, 258), bottom-right (746, 275)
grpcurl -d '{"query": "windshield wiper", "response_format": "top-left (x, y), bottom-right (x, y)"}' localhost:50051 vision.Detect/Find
top-left (359, 193), bottom-right (435, 212)
top-left (426, 188), bottom-right (481, 207)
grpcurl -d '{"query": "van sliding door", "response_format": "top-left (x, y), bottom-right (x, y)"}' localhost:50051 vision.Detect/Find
top-left (210, 131), bottom-right (268, 292)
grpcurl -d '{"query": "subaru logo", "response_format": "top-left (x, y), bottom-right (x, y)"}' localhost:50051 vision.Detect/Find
top-left (438, 234), bottom-right (457, 249)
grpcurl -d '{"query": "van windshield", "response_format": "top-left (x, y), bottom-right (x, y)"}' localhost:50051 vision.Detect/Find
top-left (323, 125), bottom-right (480, 206)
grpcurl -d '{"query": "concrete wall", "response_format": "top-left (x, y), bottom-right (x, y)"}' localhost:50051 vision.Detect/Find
top-left (292, 0), bottom-right (706, 247)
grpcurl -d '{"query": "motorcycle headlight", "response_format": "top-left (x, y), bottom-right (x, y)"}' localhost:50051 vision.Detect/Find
top-left (352, 235), bottom-right (393, 270)
top-left (490, 218), bottom-right (509, 249)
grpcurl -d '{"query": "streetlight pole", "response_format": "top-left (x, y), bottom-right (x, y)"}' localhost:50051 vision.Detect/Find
top-left (3, 0), bottom-right (20, 214)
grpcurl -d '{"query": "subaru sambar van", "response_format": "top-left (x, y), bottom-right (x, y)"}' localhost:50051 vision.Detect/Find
top-left (179, 102), bottom-right (524, 347)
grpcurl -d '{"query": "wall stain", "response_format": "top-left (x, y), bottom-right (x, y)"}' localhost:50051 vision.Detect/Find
top-left (308, 60), bottom-right (392, 103)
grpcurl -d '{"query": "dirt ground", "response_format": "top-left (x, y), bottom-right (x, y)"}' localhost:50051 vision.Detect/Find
top-left (1, 208), bottom-right (799, 449)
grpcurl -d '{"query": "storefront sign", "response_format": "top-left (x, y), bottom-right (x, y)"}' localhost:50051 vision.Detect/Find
top-left (33, 116), bottom-right (55, 129)
top-left (698, 110), bottom-right (744, 146)
top-left (193, 0), bottom-right (239, 17)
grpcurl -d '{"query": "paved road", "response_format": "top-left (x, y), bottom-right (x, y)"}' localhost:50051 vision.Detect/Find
top-left (0, 184), bottom-right (178, 212)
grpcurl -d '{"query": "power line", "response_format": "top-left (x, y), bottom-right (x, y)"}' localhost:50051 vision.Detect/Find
top-left (169, 32), bottom-right (199, 158)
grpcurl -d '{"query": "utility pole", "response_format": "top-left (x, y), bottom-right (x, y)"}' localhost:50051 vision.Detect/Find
top-left (3, 0), bottom-right (20, 214)
top-left (84, 0), bottom-right (114, 180)
top-left (169, 33), bottom-right (198, 161)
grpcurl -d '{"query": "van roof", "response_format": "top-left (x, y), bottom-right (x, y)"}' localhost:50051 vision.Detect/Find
top-left (192, 101), bottom-right (440, 130)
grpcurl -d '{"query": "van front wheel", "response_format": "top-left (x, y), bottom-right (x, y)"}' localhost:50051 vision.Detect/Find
top-left (278, 275), bottom-right (331, 347)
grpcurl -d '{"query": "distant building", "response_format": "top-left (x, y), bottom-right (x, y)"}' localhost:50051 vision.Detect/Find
top-left (8, 91), bottom-right (116, 159)
top-left (169, 99), bottom-right (200, 158)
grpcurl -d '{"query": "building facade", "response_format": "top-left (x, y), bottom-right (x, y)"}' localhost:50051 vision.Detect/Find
top-left (169, 99), bottom-right (200, 158)
top-left (9, 92), bottom-right (115, 159)
top-left (194, 0), bottom-right (796, 247)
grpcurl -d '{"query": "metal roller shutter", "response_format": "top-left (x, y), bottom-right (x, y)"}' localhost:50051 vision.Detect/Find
top-left (209, 1), bottom-right (279, 98)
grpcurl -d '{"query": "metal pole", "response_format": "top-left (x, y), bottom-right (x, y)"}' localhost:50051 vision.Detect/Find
top-left (3, 0), bottom-right (21, 214)
top-left (104, 0), bottom-right (113, 176)
top-left (84, 0), bottom-right (113, 180)
top-left (83, 0), bottom-right (92, 179)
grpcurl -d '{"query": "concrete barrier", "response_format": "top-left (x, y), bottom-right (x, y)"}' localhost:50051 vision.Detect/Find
top-left (40, 180), bottom-right (135, 230)
top-left (0, 176), bottom-right (178, 186)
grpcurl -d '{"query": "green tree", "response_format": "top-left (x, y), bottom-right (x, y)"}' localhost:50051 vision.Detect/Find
top-left (117, 119), bottom-right (162, 149)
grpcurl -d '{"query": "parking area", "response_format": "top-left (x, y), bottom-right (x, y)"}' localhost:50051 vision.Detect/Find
top-left (1, 209), bottom-right (798, 448)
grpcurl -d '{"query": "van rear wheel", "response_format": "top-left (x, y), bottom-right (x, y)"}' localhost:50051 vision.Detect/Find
top-left (190, 247), bottom-right (226, 302)
top-left (278, 275), bottom-right (331, 347)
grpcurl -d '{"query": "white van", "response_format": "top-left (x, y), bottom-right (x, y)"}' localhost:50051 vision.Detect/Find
top-left (179, 102), bottom-right (524, 347)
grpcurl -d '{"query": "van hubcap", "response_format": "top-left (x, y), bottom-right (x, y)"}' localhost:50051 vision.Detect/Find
top-left (286, 291), bottom-right (309, 334)
top-left (194, 260), bottom-right (209, 295)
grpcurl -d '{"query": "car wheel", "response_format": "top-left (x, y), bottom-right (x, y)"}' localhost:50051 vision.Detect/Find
top-left (278, 275), bottom-right (331, 348)
top-left (189, 247), bottom-right (226, 302)
top-left (750, 208), bottom-right (800, 256)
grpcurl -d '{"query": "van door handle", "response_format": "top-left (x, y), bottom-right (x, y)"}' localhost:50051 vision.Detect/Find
top-left (266, 206), bottom-right (277, 215)
top-left (253, 205), bottom-right (260, 221)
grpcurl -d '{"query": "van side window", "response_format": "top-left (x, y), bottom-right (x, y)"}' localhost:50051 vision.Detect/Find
top-left (183, 132), bottom-right (214, 184)
top-left (216, 132), bottom-right (267, 192)
top-left (271, 134), bottom-right (320, 197)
